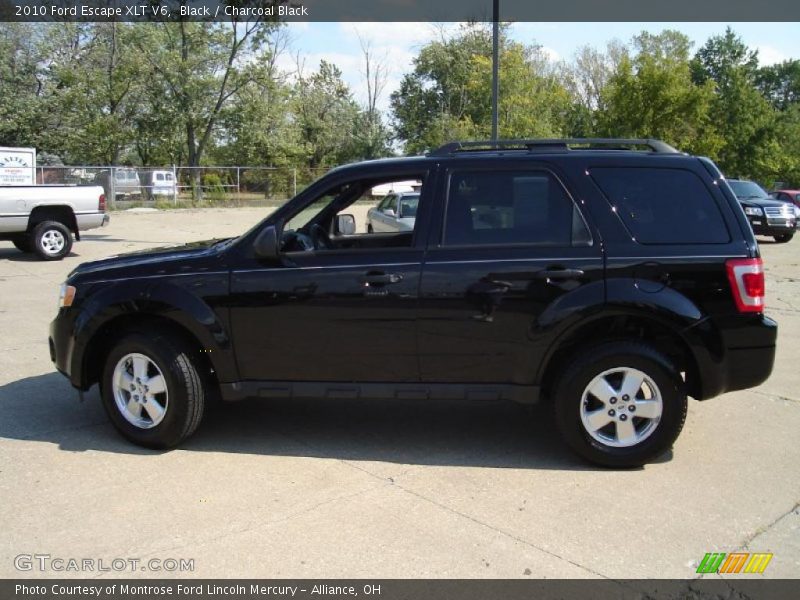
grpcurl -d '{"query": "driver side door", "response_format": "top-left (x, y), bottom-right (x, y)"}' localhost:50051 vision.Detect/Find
top-left (229, 166), bottom-right (435, 385)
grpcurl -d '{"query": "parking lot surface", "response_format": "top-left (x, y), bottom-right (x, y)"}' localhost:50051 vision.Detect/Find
top-left (1, 207), bottom-right (798, 579)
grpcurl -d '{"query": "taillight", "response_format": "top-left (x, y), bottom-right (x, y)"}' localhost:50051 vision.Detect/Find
top-left (726, 258), bottom-right (765, 313)
top-left (99, 194), bottom-right (106, 212)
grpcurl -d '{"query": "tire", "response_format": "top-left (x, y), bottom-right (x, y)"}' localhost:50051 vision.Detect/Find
top-left (367, 224), bottom-right (374, 233)
top-left (552, 341), bottom-right (687, 468)
top-left (32, 221), bottom-right (73, 260)
top-left (100, 331), bottom-right (205, 449)
top-left (12, 237), bottom-right (33, 253)
top-left (774, 233), bottom-right (793, 243)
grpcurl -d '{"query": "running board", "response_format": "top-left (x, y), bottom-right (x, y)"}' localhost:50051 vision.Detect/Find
top-left (220, 381), bottom-right (539, 405)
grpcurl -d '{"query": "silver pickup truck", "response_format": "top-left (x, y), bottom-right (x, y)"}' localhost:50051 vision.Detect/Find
top-left (0, 185), bottom-right (109, 260)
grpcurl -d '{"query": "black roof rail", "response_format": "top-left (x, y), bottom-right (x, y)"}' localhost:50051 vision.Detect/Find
top-left (428, 138), bottom-right (681, 156)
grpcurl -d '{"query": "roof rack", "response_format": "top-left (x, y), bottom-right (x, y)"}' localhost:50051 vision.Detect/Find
top-left (428, 138), bottom-right (681, 156)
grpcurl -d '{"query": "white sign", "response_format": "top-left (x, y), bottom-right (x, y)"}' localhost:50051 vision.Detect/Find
top-left (0, 147), bottom-right (36, 186)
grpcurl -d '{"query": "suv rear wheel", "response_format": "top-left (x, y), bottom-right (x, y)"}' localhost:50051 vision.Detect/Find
top-left (553, 341), bottom-right (687, 467)
top-left (32, 220), bottom-right (73, 260)
top-left (101, 332), bottom-right (205, 449)
top-left (774, 233), bottom-right (793, 243)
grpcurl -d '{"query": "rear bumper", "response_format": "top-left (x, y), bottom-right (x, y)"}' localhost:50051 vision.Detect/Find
top-left (76, 212), bottom-right (109, 231)
top-left (691, 314), bottom-right (777, 399)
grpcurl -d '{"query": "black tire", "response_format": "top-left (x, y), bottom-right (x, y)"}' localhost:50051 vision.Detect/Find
top-left (12, 237), bottom-right (33, 253)
top-left (32, 220), bottom-right (73, 260)
top-left (367, 224), bottom-right (374, 233)
top-left (552, 341), bottom-right (687, 468)
top-left (774, 233), bottom-right (793, 243)
top-left (100, 332), bottom-right (205, 449)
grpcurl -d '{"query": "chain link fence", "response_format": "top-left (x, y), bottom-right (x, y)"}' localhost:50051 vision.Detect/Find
top-left (31, 166), bottom-right (331, 209)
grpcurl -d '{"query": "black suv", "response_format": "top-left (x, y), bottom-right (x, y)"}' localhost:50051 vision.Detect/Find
top-left (49, 139), bottom-right (777, 467)
top-left (727, 178), bottom-right (796, 243)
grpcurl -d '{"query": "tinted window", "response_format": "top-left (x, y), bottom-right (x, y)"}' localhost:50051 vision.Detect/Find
top-left (591, 167), bottom-right (730, 245)
top-left (444, 170), bottom-right (589, 247)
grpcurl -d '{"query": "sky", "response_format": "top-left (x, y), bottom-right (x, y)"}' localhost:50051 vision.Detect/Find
top-left (278, 22), bottom-right (800, 112)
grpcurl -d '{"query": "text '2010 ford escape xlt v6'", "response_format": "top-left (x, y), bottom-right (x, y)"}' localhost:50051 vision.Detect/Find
top-left (49, 139), bottom-right (777, 467)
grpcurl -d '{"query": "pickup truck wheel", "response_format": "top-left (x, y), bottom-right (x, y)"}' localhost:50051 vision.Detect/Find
top-left (101, 332), bottom-right (205, 449)
top-left (12, 237), bottom-right (33, 253)
top-left (774, 233), bottom-right (793, 243)
top-left (553, 341), bottom-right (687, 468)
top-left (32, 221), bottom-right (73, 260)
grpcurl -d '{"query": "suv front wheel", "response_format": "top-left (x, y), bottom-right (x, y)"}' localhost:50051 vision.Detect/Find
top-left (101, 332), bottom-right (205, 449)
top-left (553, 341), bottom-right (687, 468)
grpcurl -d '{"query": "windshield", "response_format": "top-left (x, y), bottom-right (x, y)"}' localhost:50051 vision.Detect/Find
top-left (728, 180), bottom-right (769, 199)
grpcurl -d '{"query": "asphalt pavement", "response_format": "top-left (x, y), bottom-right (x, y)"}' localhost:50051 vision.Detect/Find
top-left (0, 207), bottom-right (797, 580)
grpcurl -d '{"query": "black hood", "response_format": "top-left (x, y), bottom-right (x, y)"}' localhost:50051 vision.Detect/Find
top-left (68, 238), bottom-right (233, 281)
top-left (738, 196), bottom-right (787, 208)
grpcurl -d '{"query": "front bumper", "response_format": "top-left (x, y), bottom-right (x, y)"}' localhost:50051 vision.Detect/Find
top-left (49, 309), bottom-right (81, 388)
top-left (748, 215), bottom-right (795, 236)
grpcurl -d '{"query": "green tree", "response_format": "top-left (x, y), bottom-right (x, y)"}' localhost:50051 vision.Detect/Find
top-left (391, 23), bottom-right (570, 153)
top-left (597, 31), bottom-right (720, 156)
top-left (214, 29), bottom-right (298, 167)
top-left (293, 60), bottom-right (361, 169)
top-left (0, 23), bottom-right (47, 148)
top-left (774, 105), bottom-right (800, 187)
top-left (691, 27), bottom-right (780, 180)
top-left (132, 19), bottom-right (277, 185)
top-left (561, 40), bottom-right (627, 135)
top-left (350, 34), bottom-right (393, 160)
top-left (756, 60), bottom-right (800, 111)
top-left (47, 23), bottom-right (145, 164)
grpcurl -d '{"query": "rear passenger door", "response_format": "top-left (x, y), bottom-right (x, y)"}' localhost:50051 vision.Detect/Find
top-left (417, 160), bottom-right (604, 387)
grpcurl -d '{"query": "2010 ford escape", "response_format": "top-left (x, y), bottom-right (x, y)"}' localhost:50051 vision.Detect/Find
top-left (49, 139), bottom-right (777, 467)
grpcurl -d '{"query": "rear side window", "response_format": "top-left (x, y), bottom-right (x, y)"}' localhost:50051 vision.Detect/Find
top-left (591, 167), bottom-right (730, 244)
top-left (443, 170), bottom-right (590, 247)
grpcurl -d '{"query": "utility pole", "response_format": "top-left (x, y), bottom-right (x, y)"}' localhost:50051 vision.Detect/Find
top-left (491, 0), bottom-right (500, 140)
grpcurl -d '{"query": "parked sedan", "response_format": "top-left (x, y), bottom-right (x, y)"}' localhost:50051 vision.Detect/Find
top-left (366, 192), bottom-right (419, 233)
top-left (728, 179), bottom-right (795, 243)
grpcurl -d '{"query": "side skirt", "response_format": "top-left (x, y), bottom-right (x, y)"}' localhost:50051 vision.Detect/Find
top-left (219, 381), bottom-right (540, 405)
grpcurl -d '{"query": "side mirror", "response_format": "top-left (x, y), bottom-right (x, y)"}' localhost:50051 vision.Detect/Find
top-left (383, 208), bottom-right (396, 217)
top-left (253, 225), bottom-right (280, 262)
top-left (336, 213), bottom-right (356, 235)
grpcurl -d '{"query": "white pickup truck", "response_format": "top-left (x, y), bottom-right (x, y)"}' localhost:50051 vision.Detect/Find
top-left (0, 185), bottom-right (109, 260)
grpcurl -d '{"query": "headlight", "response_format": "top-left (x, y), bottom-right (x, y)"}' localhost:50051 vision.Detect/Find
top-left (744, 207), bottom-right (763, 216)
top-left (58, 283), bottom-right (76, 308)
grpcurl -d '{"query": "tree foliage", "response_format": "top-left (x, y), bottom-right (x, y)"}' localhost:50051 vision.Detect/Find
top-left (1, 23), bottom-right (799, 187)
top-left (597, 31), bottom-right (720, 156)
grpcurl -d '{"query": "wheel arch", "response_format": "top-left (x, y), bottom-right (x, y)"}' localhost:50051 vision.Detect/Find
top-left (28, 205), bottom-right (80, 239)
top-left (71, 280), bottom-right (236, 391)
top-left (79, 313), bottom-right (219, 393)
top-left (537, 311), bottom-right (707, 402)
